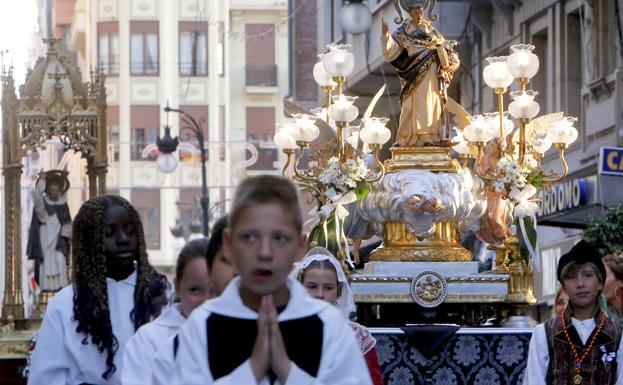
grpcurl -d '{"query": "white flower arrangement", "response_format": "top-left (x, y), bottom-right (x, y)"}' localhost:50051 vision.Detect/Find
top-left (491, 155), bottom-right (538, 193)
top-left (318, 156), bottom-right (369, 194)
top-left (491, 154), bottom-right (542, 218)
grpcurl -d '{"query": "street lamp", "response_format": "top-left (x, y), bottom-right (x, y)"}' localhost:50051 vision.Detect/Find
top-left (156, 103), bottom-right (210, 236)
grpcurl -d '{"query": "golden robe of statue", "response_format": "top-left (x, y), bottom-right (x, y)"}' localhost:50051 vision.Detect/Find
top-left (382, 6), bottom-right (459, 147)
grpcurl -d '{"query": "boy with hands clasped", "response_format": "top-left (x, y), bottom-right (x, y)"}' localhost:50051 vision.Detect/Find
top-left (172, 174), bottom-right (372, 385)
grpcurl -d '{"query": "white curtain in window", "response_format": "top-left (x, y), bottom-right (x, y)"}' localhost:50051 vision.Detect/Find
top-left (99, 34), bottom-right (109, 72)
top-left (130, 34), bottom-right (143, 74)
top-left (180, 32), bottom-right (192, 75)
top-left (196, 33), bottom-right (207, 75)
top-left (145, 34), bottom-right (158, 74)
top-left (110, 33), bottom-right (119, 74)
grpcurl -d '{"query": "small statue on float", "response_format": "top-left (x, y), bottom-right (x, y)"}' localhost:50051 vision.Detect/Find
top-left (382, 0), bottom-right (461, 147)
top-left (26, 170), bottom-right (72, 292)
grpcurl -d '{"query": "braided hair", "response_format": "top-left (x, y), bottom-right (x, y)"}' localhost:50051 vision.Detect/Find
top-left (71, 195), bottom-right (169, 380)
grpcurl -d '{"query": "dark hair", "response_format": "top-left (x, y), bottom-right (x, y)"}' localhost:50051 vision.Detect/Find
top-left (206, 216), bottom-right (227, 269)
top-left (71, 195), bottom-right (169, 380)
top-left (603, 254), bottom-right (623, 281)
top-left (176, 238), bottom-right (210, 281)
top-left (229, 175), bottom-right (302, 233)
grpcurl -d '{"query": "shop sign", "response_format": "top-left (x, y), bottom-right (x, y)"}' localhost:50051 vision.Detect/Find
top-left (537, 178), bottom-right (588, 217)
top-left (599, 147), bottom-right (623, 176)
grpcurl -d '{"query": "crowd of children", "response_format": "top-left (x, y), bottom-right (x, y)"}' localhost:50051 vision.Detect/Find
top-left (26, 172), bottom-right (623, 385)
top-left (27, 175), bottom-right (377, 385)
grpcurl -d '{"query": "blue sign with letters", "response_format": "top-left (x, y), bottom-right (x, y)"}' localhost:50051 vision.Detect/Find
top-left (537, 177), bottom-right (589, 217)
top-left (599, 147), bottom-right (623, 176)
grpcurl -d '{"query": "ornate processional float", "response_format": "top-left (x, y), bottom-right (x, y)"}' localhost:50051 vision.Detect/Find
top-left (1, 39), bottom-right (108, 358)
top-left (276, 1), bottom-right (577, 326)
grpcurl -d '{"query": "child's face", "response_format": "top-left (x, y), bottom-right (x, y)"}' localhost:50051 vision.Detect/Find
top-left (302, 267), bottom-right (339, 305)
top-left (209, 249), bottom-right (237, 297)
top-left (104, 204), bottom-right (138, 269)
top-left (555, 290), bottom-right (569, 316)
top-left (176, 258), bottom-right (211, 317)
top-left (563, 264), bottom-right (603, 310)
top-left (224, 202), bottom-right (305, 299)
top-left (603, 263), bottom-right (621, 302)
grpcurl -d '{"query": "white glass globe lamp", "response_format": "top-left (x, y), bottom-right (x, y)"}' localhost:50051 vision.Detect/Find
top-left (483, 56), bottom-right (514, 89)
top-left (464, 115), bottom-right (495, 143)
top-left (507, 44), bottom-right (540, 80)
top-left (291, 114), bottom-right (320, 142)
top-left (156, 153), bottom-right (178, 174)
top-left (328, 95), bottom-right (359, 123)
top-left (508, 90), bottom-right (540, 120)
top-left (322, 43), bottom-right (356, 78)
top-left (273, 124), bottom-right (298, 150)
top-left (313, 59), bottom-right (337, 88)
top-left (547, 117), bottom-right (579, 145)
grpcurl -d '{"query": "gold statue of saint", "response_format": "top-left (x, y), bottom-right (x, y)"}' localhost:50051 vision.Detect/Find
top-left (382, 0), bottom-right (460, 147)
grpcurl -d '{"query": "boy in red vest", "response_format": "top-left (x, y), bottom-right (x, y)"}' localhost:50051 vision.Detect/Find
top-left (524, 240), bottom-right (623, 384)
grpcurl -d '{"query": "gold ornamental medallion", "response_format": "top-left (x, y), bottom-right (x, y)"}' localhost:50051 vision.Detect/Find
top-left (573, 374), bottom-right (582, 384)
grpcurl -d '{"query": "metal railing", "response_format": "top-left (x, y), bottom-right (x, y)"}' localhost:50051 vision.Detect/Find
top-left (245, 64), bottom-right (277, 87)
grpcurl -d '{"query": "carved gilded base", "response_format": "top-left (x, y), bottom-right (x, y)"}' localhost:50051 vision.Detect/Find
top-left (385, 146), bottom-right (461, 173)
top-left (370, 221), bottom-right (472, 262)
top-left (504, 237), bottom-right (536, 304)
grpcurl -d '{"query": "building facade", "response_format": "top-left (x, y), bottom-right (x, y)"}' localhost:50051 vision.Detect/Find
top-left (32, 0), bottom-right (292, 266)
top-left (316, 0), bottom-right (623, 307)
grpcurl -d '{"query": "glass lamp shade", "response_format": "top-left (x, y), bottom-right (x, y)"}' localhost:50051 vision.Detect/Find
top-left (291, 114), bottom-right (320, 142)
top-left (313, 59), bottom-right (337, 87)
top-left (360, 117), bottom-right (391, 145)
top-left (156, 153), bottom-right (178, 173)
top-left (339, 2), bottom-right (372, 34)
top-left (322, 43), bottom-right (355, 77)
top-left (274, 124), bottom-right (298, 150)
top-left (484, 112), bottom-right (515, 139)
top-left (547, 117), bottom-right (579, 145)
top-left (507, 44), bottom-right (540, 79)
top-left (464, 115), bottom-right (495, 143)
top-left (532, 137), bottom-right (552, 154)
top-left (328, 94), bottom-right (359, 122)
top-left (508, 90), bottom-right (540, 119)
top-left (483, 56), bottom-right (514, 89)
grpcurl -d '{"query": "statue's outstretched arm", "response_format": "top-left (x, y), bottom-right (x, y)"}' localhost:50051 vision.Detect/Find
top-left (381, 18), bottom-right (402, 62)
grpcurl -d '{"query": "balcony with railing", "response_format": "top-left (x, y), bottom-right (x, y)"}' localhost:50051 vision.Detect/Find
top-left (245, 64), bottom-right (278, 92)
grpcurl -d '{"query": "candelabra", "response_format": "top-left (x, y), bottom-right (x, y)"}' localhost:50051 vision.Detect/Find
top-left (274, 43), bottom-right (392, 268)
top-left (452, 44), bottom-right (579, 304)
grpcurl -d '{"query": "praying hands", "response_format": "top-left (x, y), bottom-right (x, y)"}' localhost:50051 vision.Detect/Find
top-left (250, 295), bottom-right (292, 384)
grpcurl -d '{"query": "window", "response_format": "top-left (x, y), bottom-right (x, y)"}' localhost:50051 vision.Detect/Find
top-left (179, 22), bottom-right (208, 76)
top-left (245, 24), bottom-right (277, 87)
top-left (131, 189), bottom-right (160, 249)
top-left (565, 12), bottom-right (582, 118)
top-left (131, 21), bottom-right (159, 75)
top-left (218, 21), bottom-right (225, 76)
top-left (98, 22), bottom-right (119, 75)
top-left (131, 106), bottom-right (159, 160)
top-left (246, 107), bottom-right (276, 170)
top-left (107, 106), bottom-right (120, 162)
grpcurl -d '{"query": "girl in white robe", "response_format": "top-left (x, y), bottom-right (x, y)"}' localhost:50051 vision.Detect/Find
top-left (121, 238), bottom-right (211, 385)
top-left (291, 247), bottom-right (384, 385)
top-left (27, 195), bottom-right (170, 385)
top-left (150, 216), bottom-right (237, 385)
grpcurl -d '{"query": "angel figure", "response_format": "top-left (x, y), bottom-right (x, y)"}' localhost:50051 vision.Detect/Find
top-left (475, 141), bottom-right (512, 245)
top-left (26, 170), bottom-right (72, 292)
top-left (382, 0), bottom-right (463, 147)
